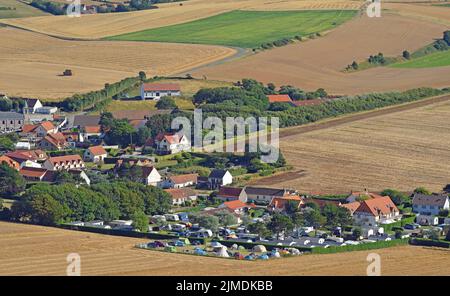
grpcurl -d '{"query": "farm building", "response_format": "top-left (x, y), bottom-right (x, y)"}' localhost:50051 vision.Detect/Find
top-left (216, 187), bottom-right (247, 202)
top-left (140, 83), bottom-right (181, 100)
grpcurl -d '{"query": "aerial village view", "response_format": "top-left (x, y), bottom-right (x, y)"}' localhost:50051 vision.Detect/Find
top-left (0, 0), bottom-right (449, 281)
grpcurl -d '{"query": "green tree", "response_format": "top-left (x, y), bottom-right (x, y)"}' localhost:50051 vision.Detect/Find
top-left (0, 164), bottom-right (26, 197)
top-left (381, 189), bottom-right (410, 206)
top-left (136, 126), bottom-right (151, 146)
top-left (322, 204), bottom-right (352, 229)
top-left (267, 213), bottom-right (293, 239)
top-left (155, 96), bottom-right (177, 110)
top-left (352, 227), bottom-right (362, 240)
top-left (194, 215), bottom-right (220, 233)
top-left (214, 210), bottom-right (237, 227)
top-left (138, 71), bottom-right (146, 81)
top-left (247, 222), bottom-right (271, 238)
top-left (402, 50), bottom-right (411, 60)
top-left (351, 61), bottom-right (359, 70)
top-left (291, 212), bottom-right (305, 237)
top-left (414, 187), bottom-right (431, 195)
top-left (443, 30), bottom-right (450, 46)
top-left (0, 97), bottom-right (12, 111)
top-left (131, 210), bottom-right (149, 232)
top-left (304, 208), bottom-right (326, 234)
top-left (26, 193), bottom-right (66, 225)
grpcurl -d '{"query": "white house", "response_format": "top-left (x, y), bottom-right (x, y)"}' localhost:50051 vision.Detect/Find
top-left (412, 193), bottom-right (449, 216)
top-left (154, 132), bottom-right (190, 155)
top-left (140, 83), bottom-right (181, 100)
top-left (208, 169), bottom-right (233, 190)
top-left (164, 188), bottom-right (197, 206)
top-left (44, 155), bottom-right (85, 171)
top-left (352, 196), bottom-right (401, 227)
top-left (161, 173), bottom-right (198, 189)
top-left (84, 145), bottom-right (107, 163)
top-left (141, 166), bottom-right (161, 186)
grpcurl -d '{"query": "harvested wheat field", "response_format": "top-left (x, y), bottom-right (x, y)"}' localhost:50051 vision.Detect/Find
top-left (385, 2), bottom-right (450, 26)
top-left (0, 0), bottom-right (363, 39)
top-left (0, 222), bottom-right (449, 276)
top-left (0, 27), bottom-right (235, 100)
top-left (193, 12), bottom-right (450, 94)
top-left (253, 96), bottom-right (450, 194)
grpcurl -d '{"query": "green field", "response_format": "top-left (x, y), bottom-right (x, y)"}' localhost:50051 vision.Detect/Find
top-left (391, 50), bottom-right (450, 68)
top-left (107, 10), bottom-right (356, 48)
top-left (0, 0), bottom-right (48, 18)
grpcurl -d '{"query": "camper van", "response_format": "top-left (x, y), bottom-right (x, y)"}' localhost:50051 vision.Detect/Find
top-left (189, 229), bottom-right (213, 238)
top-left (172, 224), bottom-right (186, 232)
top-left (164, 214), bottom-right (180, 222)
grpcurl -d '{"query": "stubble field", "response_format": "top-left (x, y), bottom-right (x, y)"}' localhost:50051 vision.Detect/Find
top-left (192, 11), bottom-right (450, 94)
top-left (1, 222), bottom-right (449, 275)
top-left (254, 96), bottom-right (450, 194)
top-left (0, 27), bottom-right (236, 100)
top-left (0, 0), bottom-right (363, 39)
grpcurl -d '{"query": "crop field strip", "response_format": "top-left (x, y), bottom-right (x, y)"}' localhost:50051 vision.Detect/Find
top-left (107, 10), bottom-right (357, 48)
top-left (1, 222), bottom-right (449, 275)
top-left (391, 50), bottom-right (450, 68)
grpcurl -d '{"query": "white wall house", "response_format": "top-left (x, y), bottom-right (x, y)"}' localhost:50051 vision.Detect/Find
top-left (140, 83), bottom-right (181, 100)
top-left (83, 146), bottom-right (107, 163)
top-left (412, 193), bottom-right (449, 216)
top-left (44, 155), bottom-right (85, 171)
top-left (208, 169), bottom-right (233, 190)
top-left (352, 196), bottom-right (401, 227)
top-left (155, 133), bottom-right (190, 155)
top-left (142, 166), bottom-right (161, 186)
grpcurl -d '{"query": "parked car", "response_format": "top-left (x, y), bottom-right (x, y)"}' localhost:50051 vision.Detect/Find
top-left (404, 224), bottom-right (418, 230)
top-left (172, 223), bottom-right (186, 232)
top-left (164, 214), bottom-right (180, 222)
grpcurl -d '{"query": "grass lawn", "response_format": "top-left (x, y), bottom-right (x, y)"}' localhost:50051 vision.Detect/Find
top-left (391, 50), bottom-right (450, 68)
top-left (106, 10), bottom-right (356, 48)
top-left (0, 0), bottom-right (48, 18)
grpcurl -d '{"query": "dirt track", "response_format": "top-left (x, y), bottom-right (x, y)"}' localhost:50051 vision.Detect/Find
top-left (1, 222), bottom-right (449, 275)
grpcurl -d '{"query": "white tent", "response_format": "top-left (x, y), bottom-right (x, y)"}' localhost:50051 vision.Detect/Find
top-left (231, 243), bottom-right (238, 250)
top-left (216, 246), bottom-right (229, 257)
top-left (252, 245), bottom-right (267, 253)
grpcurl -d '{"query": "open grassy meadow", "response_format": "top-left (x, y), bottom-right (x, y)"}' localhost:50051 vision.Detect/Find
top-left (391, 50), bottom-right (450, 68)
top-left (0, 0), bottom-right (47, 18)
top-left (107, 10), bottom-right (357, 48)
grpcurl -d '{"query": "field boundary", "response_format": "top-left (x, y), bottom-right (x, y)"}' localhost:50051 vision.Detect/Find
top-left (279, 93), bottom-right (450, 139)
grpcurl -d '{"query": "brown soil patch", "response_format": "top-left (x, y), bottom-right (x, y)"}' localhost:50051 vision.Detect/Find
top-left (193, 13), bottom-right (450, 94)
top-left (1, 222), bottom-right (449, 275)
top-left (0, 27), bottom-right (235, 100)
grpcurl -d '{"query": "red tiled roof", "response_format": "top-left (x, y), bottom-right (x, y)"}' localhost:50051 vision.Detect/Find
top-left (223, 200), bottom-right (255, 211)
top-left (349, 191), bottom-right (386, 200)
top-left (267, 94), bottom-right (292, 103)
top-left (43, 132), bottom-right (67, 147)
top-left (142, 83), bottom-right (180, 92)
top-left (48, 154), bottom-right (83, 165)
top-left (83, 125), bottom-right (101, 133)
top-left (88, 145), bottom-right (107, 156)
top-left (21, 124), bottom-right (38, 133)
top-left (19, 167), bottom-right (47, 178)
top-left (5, 151), bottom-right (34, 162)
top-left (169, 173), bottom-right (198, 185)
top-left (341, 201), bottom-right (361, 214)
top-left (164, 188), bottom-right (196, 200)
top-left (0, 155), bottom-right (20, 170)
top-left (155, 132), bottom-right (182, 145)
top-left (269, 195), bottom-right (303, 210)
top-left (39, 121), bottom-right (55, 131)
top-left (355, 196), bottom-right (399, 217)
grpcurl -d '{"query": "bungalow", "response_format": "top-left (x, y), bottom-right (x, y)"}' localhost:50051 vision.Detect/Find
top-left (267, 94), bottom-right (292, 104)
top-left (141, 165), bottom-right (161, 186)
top-left (162, 173), bottom-right (198, 189)
top-left (0, 155), bottom-right (20, 170)
top-left (218, 200), bottom-right (256, 215)
top-left (352, 196), bottom-right (400, 227)
top-left (154, 132), bottom-right (190, 155)
top-left (164, 188), bottom-right (197, 206)
top-left (412, 193), bottom-right (449, 216)
top-left (216, 187), bottom-right (247, 202)
top-left (43, 154), bottom-right (85, 171)
top-left (5, 150), bottom-right (44, 168)
top-left (84, 145), bottom-right (107, 163)
top-left (19, 167), bottom-right (48, 181)
top-left (80, 125), bottom-right (103, 142)
top-left (244, 186), bottom-right (293, 204)
top-left (268, 194), bottom-right (304, 212)
top-left (208, 169), bottom-right (233, 190)
top-left (140, 83), bottom-right (181, 100)
top-left (38, 132), bottom-right (69, 150)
